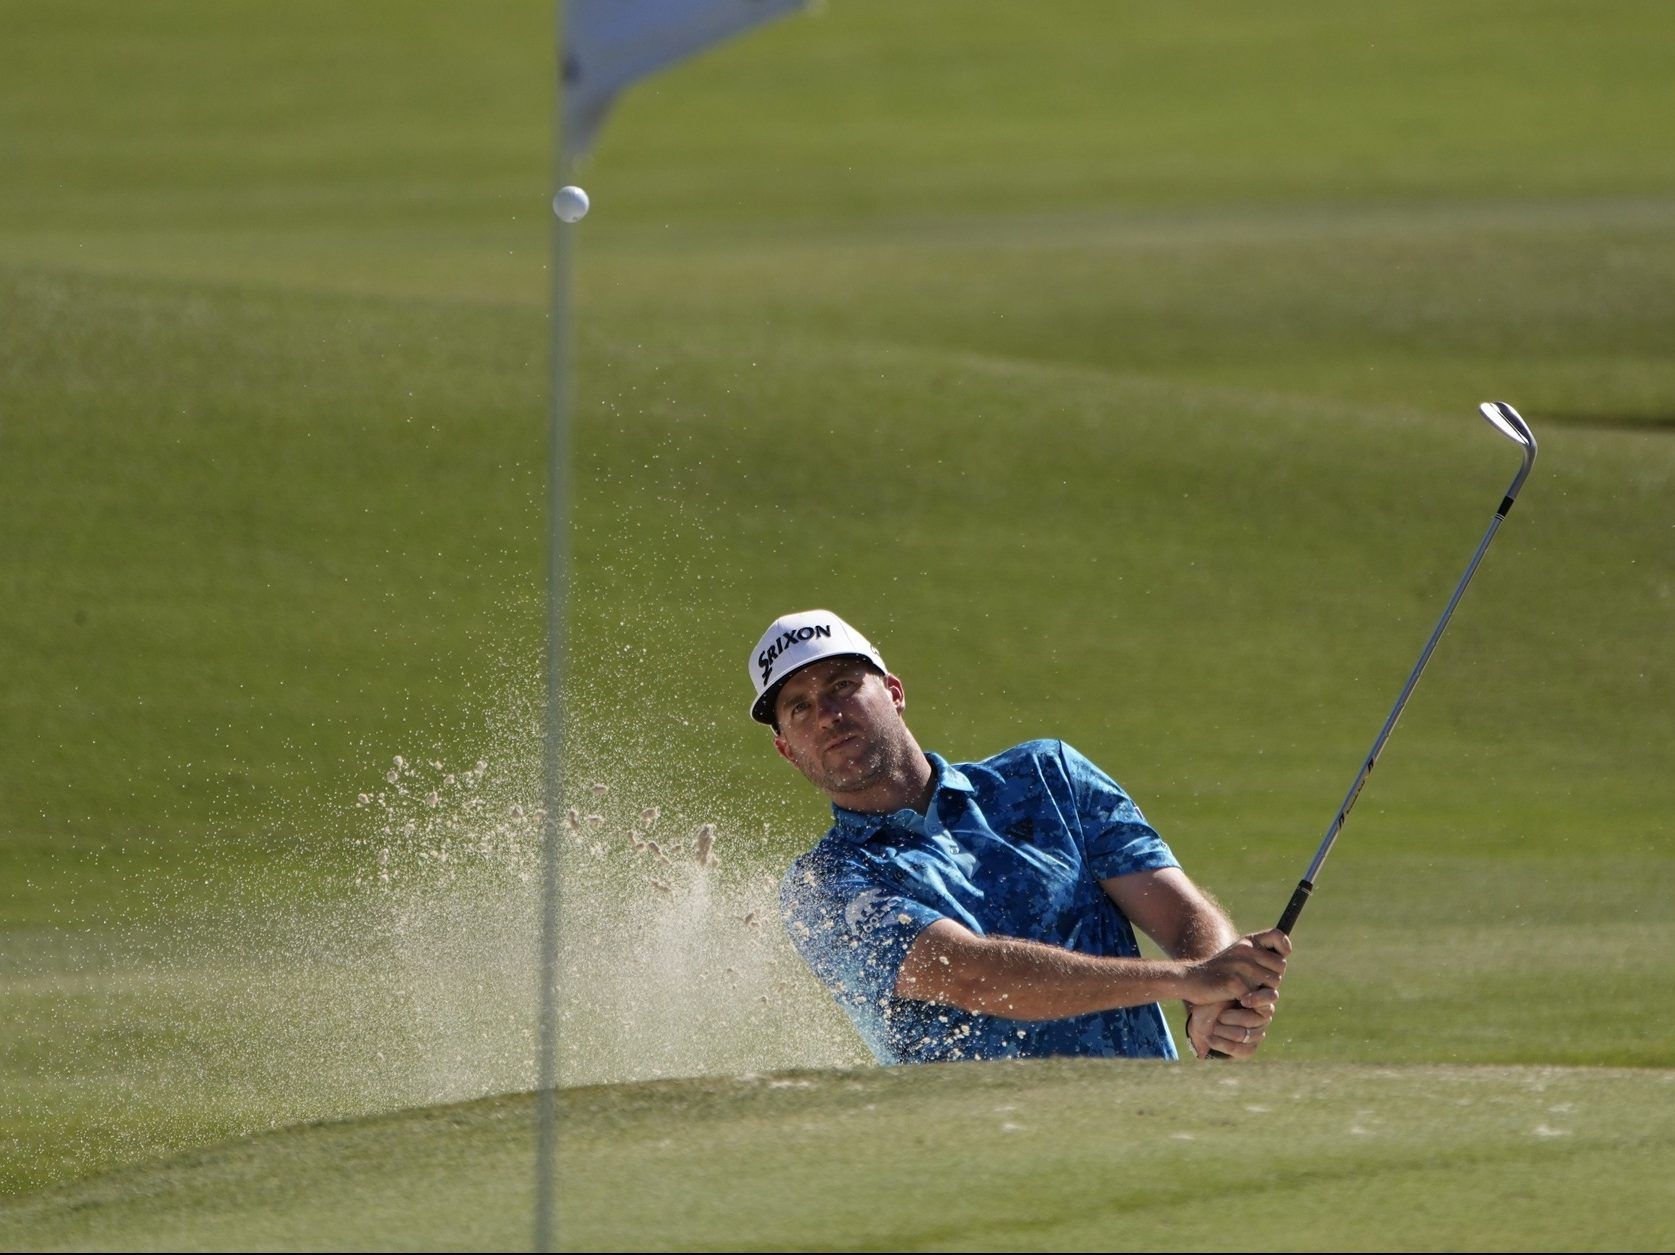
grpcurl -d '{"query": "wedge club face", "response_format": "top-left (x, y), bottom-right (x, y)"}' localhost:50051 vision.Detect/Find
top-left (1480, 401), bottom-right (1538, 512)
top-left (1479, 400), bottom-right (1532, 447)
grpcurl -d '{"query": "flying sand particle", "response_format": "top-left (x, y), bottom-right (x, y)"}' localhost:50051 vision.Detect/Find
top-left (648, 877), bottom-right (672, 894)
top-left (591, 783), bottom-right (609, 797)
top-left (424, 792), bottom-right (439, 807)
top-left (694, 823), bottom-right (717, 868)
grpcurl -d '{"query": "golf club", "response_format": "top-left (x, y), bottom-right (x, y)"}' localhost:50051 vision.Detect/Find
top-left (1208, 401), bottom-right (1537, 1059)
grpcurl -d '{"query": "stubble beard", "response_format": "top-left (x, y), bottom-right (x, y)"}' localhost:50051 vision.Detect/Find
top-left (803, 726), bottom-right (907, 799)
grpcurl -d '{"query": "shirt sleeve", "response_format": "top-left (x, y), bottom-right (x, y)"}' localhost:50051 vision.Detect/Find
top-left (1056, 741), bottom-right (1180, 880)
top-left (780, 855), bottom-right (945, 1017)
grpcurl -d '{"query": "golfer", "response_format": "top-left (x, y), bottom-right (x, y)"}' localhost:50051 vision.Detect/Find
top-left (754, 609), bottom-right (1289, 1065)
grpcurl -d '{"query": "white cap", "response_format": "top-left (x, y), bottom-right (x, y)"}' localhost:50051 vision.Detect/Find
top-left (748, 609), bottom-right (887, 725)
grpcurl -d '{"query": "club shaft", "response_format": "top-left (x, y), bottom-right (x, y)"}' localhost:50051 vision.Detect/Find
top-left (1289, 506), bottom-right (1507, 920)
top-left (1207, 501), bottom-right (1515, 1058)
top-left (1205, 408), bottom-right (1534, 1060)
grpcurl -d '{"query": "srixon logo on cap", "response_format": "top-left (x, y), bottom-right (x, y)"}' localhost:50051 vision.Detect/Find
top-left (758, 623), bottom-right (832, 685)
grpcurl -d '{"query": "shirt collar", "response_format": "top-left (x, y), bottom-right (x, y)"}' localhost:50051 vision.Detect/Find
top-left (829, 751), bottom-right (975, 844)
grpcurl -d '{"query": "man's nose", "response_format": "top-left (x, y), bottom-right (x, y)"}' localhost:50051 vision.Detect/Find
top-left (816, 692), bottom-right (845, 723)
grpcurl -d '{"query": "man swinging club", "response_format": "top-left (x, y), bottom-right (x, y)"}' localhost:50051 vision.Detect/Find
top-left (756, 610), bottom-right (1289, 1065)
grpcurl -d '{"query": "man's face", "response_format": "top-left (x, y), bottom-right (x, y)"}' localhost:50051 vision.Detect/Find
top-left (772, 656), bottom-right (909, 799)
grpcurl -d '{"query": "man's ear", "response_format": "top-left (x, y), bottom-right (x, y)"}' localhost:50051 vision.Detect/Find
top-left (773, 734), bottom-right (796, 765)
top-left (884, 673), bottom-right (906, 713)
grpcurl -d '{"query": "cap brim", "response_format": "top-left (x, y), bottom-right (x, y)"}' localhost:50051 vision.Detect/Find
top-left (750, 681), bottom-right (784, 726)
top-left (750, 653), bottom-right (881, 726)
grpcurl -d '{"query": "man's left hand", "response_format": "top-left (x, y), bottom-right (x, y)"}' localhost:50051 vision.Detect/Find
top-left (1185, 986), bottom-right (1278, 1060)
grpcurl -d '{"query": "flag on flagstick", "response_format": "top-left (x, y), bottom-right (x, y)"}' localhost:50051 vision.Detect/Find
top-left (563, 0), bottom-right (806, 159)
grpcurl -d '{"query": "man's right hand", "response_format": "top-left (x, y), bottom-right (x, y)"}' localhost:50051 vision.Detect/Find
top-left (1178, 928), bottom-right (1290, 1006)
top-left (1186, 986), bottom-right (1280, 1058)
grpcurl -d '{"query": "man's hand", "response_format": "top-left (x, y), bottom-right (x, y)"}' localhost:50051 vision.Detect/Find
top-left (1185, 986), bottom-right (1279, 1060)
top-left (1177, 928), bottom-right (1290, 1016)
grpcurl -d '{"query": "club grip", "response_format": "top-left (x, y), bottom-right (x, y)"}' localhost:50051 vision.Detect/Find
top-left (1276, 879), bottom-right (1314, 935)
top-left (1204, 881), bottom-right (1311, 1060)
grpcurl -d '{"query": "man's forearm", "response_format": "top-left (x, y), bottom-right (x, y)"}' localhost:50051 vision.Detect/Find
top-left (1166, 892), bottom-right (1238, 962)
top-left (898, 927), bottom-right (1191, 1021)
top-left (896, 914), bottom-right (1286, 1022)
top-left (1100, 868), bottom-right (1238, 962)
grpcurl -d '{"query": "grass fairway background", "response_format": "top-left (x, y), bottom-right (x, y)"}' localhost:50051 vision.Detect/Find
top-left (2, 0), bottom-right (1673, 1247)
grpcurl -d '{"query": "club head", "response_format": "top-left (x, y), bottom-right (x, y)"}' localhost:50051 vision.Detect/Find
top-left (1479, 401), bottom-right (1534, 449)
top-left (1479, 400), bottom-right (1538, 503)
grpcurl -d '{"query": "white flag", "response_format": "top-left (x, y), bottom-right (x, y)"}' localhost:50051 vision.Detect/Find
top-left (563, 0), bottom-right (806, 159)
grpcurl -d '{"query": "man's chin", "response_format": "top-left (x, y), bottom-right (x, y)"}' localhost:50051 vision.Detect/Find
top-left (819, 755), bottom-right (885, 797)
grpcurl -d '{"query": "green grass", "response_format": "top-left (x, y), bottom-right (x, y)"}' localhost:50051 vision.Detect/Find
top-left (2, 0), bottom-right (1674, 1242)
top-left (5, 1061), bottom-right (1674, 1251)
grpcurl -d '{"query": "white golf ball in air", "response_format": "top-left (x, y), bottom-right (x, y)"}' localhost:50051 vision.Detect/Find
top-left (552, 185), bottom-right (590, 223)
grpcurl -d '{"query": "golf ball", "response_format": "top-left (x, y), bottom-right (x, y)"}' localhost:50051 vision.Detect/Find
top-left (552, 185), bottom-right (590, 223)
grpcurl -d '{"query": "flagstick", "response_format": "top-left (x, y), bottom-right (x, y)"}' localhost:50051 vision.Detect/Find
top-left (534, 5), bottom-right (572, 1249)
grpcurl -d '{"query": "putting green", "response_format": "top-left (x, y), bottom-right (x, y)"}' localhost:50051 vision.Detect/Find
top-left (4, 1061), bottom-right (1673, 1251)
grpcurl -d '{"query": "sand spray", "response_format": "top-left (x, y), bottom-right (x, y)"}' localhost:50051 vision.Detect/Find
top-left (12, 681), bottom-right (865, 1191)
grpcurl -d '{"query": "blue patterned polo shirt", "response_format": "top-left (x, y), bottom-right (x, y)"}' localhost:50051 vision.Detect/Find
top-left (780, 739), bottom-right (1180, 1065)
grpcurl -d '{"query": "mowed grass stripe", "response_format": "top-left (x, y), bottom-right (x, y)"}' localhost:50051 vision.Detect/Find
top-left (579, 194), bottom-right (1675, 427)
top-left (4, 1062), bottom-right (1672, 1251)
